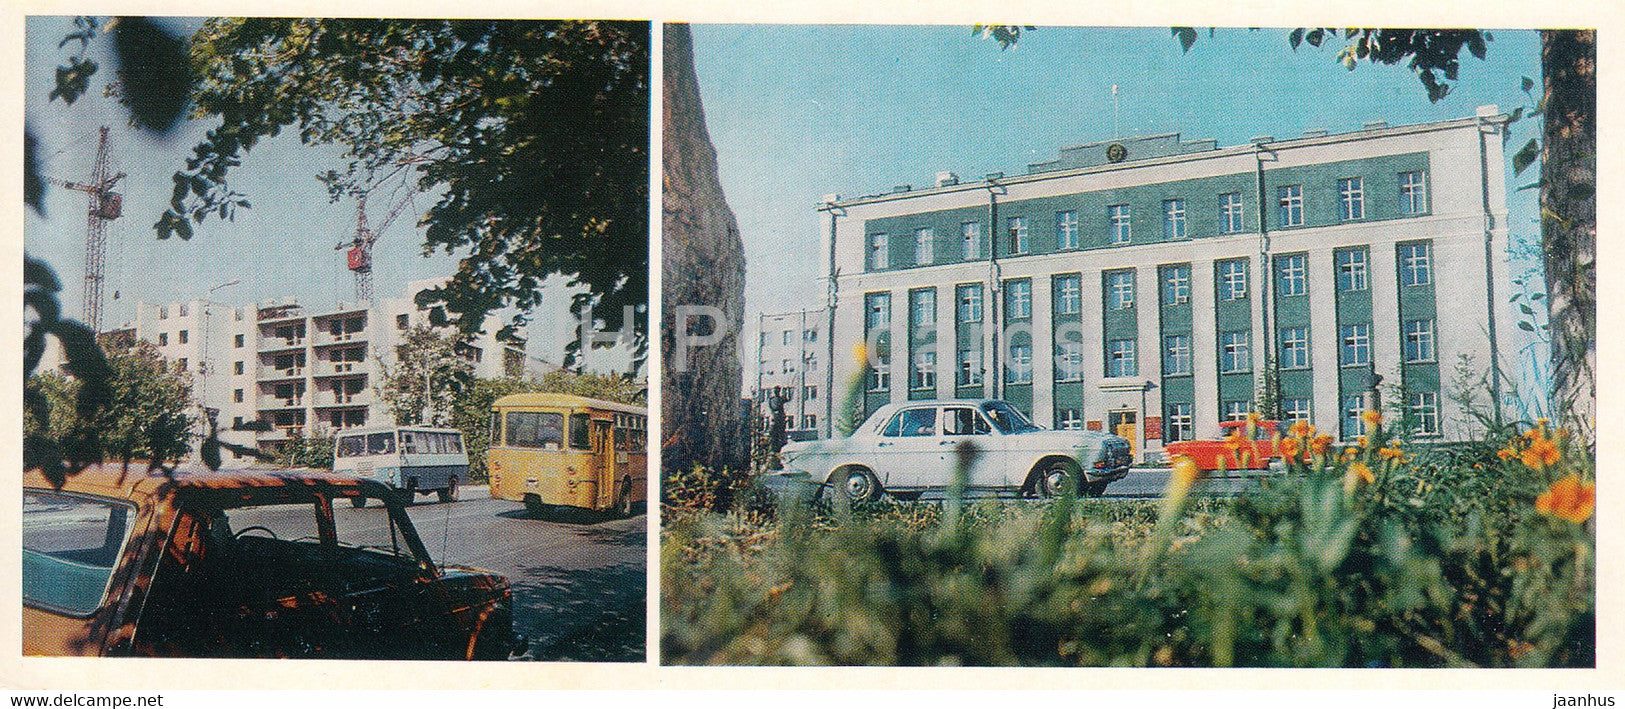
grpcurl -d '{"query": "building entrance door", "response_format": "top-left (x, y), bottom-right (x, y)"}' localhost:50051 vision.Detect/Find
top-left (1108, 410), bottom-right (1138, 459)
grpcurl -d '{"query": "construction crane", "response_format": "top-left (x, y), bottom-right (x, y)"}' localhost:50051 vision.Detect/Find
top-left (336, 186), bottom-right (417, 303)
top-left (45, 126), bottom-right (125, 333)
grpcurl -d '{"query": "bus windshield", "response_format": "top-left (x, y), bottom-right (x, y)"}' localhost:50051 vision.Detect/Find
top-left (366, 432), bottom-right (396, 455)
top-left (336, 435), bottom-right (366, 458)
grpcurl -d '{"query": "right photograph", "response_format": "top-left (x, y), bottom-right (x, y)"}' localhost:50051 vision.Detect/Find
top-left (660, 24), bottom-right (1595, 667)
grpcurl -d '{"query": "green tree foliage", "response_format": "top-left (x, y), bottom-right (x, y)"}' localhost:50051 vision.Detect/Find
top-left (376, 324), bottom-right (474, 426)
top-left (535, 369), bottom-right (645, 406)
top-left (168, 19), bottom-right (649, 364)
top-left (278, 428), bottom-right (336, 470)
top-left (25, 339), bottom-right (196, 470)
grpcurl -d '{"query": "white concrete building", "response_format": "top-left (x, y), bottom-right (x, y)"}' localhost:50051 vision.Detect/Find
top-left (753, 309), bottom-right (827, 438)
top-left (101, 279), bottom-right (551, 466)
top-left (817, 108), bottom-right (1516, 461)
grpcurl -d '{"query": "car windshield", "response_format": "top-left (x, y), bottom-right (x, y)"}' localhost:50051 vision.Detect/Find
top-left (980, 401), bottom-right (1041, 434)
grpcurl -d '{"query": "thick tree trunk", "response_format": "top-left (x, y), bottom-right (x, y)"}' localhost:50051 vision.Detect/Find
top-left (661, 24), bottom-right (748, 473)
top-left (1540, 30), bottom-right (1595, 439)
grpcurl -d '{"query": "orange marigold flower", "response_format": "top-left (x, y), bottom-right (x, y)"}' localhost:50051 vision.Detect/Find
top-left (1279, 437), bottom-right (1302, 459)
top-left (1340, 447), bottom-right (1358, 463)
top-left (1361, 409), bottom-right (1383, 428)
top-left (1356, 436), bottom-right (1370, 449)
top-left (1535, 474), bottom-right (1595, 523)
top-left (1522, 436), bottom-right (1560, 470)
top-left (1344, 461), bottom-right (1375, 493)
top-left (1496, 447), bottom-right (1518, 462)
top-left (1379, 447), bottom-right (1404, 461)
top-left (1289, 420), bottom-right (1313, 439)
top-left (1310, 434), bottom-right (1333, 456)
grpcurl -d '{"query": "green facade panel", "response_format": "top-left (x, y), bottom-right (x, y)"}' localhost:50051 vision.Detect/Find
top-left (1218, 372), bottom-right (1252, 404)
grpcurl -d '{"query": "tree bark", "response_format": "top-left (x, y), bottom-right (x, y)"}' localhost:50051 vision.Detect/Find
top-left (1540, 30), bottom-right (1595, 438)
top-left (661, 24), bottom-right (748, 473)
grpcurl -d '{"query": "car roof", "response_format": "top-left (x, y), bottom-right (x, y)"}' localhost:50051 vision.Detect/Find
top-left (24, 464), bottom-right (384, 507)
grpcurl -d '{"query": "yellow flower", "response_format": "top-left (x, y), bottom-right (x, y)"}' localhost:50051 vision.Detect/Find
top-left (1310, 434), bottom-right (1333, 456)
top-left (1170, 455), bottom-right (1203, 490)
top-left (1344, 461), bottom-right (1375, 493)
top-left (852, 342), bottom-right (869, 365)
top-left (1247, 412), bottom-right (1262, 424)
top-left (1496, 447), bottom-right (1518, 462)
top-left (1378, 446), bottom-right (1404, 461)
top-left (1279, 436), bottom-right (1302, 460)
top-left (1521, 435), bottom-right (1560, 470)
top-left (1535, 474), bottom-right (1595, 523)
top-left (1356, 436), bottom-right (1370, 449)
top-left (1361, 409), bottom-right (1383, 428)
top-left (1289, 420), bottom-right (1313, 439)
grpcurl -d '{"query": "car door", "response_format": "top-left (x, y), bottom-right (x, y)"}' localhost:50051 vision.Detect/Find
top-left (940, 406), bottom-right (1000, 488)
top-left (873, 405), bottom-right (942, 489)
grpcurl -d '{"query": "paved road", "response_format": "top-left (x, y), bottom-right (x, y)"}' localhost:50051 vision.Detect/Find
top-left (1103, 467), bottom-right (1269, 498)
top-left (236, 488), bottom-right (645, 662)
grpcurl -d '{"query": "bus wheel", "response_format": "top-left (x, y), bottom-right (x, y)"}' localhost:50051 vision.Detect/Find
top-left (616, 478), bottom-right (634, 517)
top-left (438, 477), bottom-right (459, 503)
top-left (350, 496), bottom-right (368, 508)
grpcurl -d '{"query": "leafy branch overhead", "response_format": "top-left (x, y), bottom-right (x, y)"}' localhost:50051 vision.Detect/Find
top-left (170, 19), bottom-right (651, 361)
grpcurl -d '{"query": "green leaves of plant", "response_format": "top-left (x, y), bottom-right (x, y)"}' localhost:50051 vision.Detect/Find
top-left (1513, 138), bottom-right (1540, 175)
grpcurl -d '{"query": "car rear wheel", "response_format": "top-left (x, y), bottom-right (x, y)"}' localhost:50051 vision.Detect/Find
top-left (1037, 460), bottom-right (1080, 498)
top-left (438, 477), bottom-right (459, 503)
top-left (836, 468), bottom-right (881, 503)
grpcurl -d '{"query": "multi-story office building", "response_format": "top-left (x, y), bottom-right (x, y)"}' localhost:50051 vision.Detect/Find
top-left (754, 309), bottom-right (827, 438)
top-left (820, 107), bottom-right (1514, 461)
top-left (101, 279), bottom-right (543, 466)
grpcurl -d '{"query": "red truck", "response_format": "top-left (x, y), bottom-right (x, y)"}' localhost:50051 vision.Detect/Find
top-left (1163, 419), bottom-right (1283, 471)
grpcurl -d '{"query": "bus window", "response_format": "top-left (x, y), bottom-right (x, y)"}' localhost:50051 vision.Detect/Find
top-left (506, 411), bottom-right (563, 448)
top-left (366, 432), bottom-right (396, 455)
top-left (569, 414), bottom-right (591, 450)
top-left (448, 434), bottom-right (463, 453)
top-left (337, 435), bottom-right (366, 458)
top-left (401, 432), bottom-right (418, 453)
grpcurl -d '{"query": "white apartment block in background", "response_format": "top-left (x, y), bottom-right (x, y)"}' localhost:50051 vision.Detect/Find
top-left (101, 278), bottom-right (549, 467)
top-left (754, 309), bottom-right (827, 439)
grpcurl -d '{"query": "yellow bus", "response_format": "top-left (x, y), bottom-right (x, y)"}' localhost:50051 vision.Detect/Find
top-left (487, 393), bottom-right (648, 516)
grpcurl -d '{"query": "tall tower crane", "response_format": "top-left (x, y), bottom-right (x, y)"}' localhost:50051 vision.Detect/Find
top-left (337, 187), bottom-right (416, 303)
top-left (46, 126), bottom-right (125, 333)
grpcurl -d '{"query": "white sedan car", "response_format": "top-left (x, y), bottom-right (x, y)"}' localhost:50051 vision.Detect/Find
top-left (779, 399), bottom-right (1133, 501)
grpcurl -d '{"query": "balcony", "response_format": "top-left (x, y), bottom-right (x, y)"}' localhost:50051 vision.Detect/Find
top-left (258, 366), bottom-right (306, 381)
top-left (314, 360), bottom-right (366, 377)
top-left (257, 425), bottom-right (306, 442)
top-left (258, 395), bottom-right (305, 410)
top-left (317, 390), bottom-right (372, 408)
top-left (259, 336), bottom-right (307, 353)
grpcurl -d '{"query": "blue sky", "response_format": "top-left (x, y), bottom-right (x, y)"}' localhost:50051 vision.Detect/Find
top-left (690, 25), bottom-right (1548, 399)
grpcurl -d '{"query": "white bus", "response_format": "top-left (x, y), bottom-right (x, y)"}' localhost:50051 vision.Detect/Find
top-left (332, 426), bottom-right (469, 506)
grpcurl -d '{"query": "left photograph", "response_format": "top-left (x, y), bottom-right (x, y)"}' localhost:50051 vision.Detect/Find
top-left (23, 17), bottom-right (650, 661)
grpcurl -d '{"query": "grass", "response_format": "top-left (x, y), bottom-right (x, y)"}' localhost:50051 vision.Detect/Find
top-left (660, 416), bottom-right (1594, 667)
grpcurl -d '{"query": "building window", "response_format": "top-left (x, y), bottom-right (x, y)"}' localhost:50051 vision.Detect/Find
top-left (1277, 185), bottom-right (1303, 227)
top-left (1056, 210), bottom-right (1079, 249)
top-left (958, 347), bottom-right (983, 386)
top-left (961, 222), bottom-right (982, 260)
top-left (1409, 391), bottom-right (1440, 435)
top-left (234, 361), bottom-right (245, 375)
top-left (1340, 323), bottom-right (1371, 366)
top-left (1400, 171), bottom-right (1428, 214)
top-left (1163, 264), bottom-right (1191, 305)
top-left (1054, 274), bottom-right (1082, 315)
top-left (1277, 253), bottom-right (1307, 297)
top-left (1283, 397), bottom-right (1311, 423)
top-left (1342, 395), bottom-right (1365, 439)
top-left (913, 350), bottom-right (937, 390)
top-left (1163, 334), bottom-right (1192, 376)
top-left (1399, 242), bottom-right (1432, 286)
top-left (1006, 343), bottom-right (1033, 384)
top-left (759, 331), bottom-right (768, 349)
top-left (158, 333), bottom-right (168, 346)
top-left (1107, 270), bottom-right (1135, 310)
top-left (1108, 204), bottom-right (1132, 244)
top-left (1005, 280), bottom-right (1032, 321)
top-left (1338, 177), bottom-right (1365, 220)
top-left (1336, 248), bottom-right (1369, 291)
top-left (1219, 260), bottom-right (1248, 301)
top-left (397, 313), bottom-right (409, 330)
top-left (1280, 327), bottom-right (1310, 369)
top-left (868, 233), bottom-right (889, 270)
top-left (865, 293), bottom-right (891, 330)
top-left (956, 284), bottom-right (982, 323)
top-left (910, 288), bottom-right (936, 327)
top-left (1220, 330), bottom-right (1251, 373)
top-left (235, 334), bottom-right (244, 348)
top-left (804, 328), bottom-right (818, 343)
top-left (803, 414), bottom-right (818, 430)
top-left (914, 227), bottom-right (935, 266)
top-left (1223, 400), bottom-right (1252, 421)
top-left (1162, 199), bottom-right (1188, 240)
top-left (807, 355), bottom-right (818, 373)
top-left (178, 330), bottom-right (189, 344)
top-left (179, 304), bottom-right (188, 317)
top-left (1166, 403), bottom-right (1194, 442)
top-left (234, 389), bottom-right (244, 403)
top-left (804, 385), bottom-right (817, 401)
top-left (869, 360), bottom-right (890, 392)
top-left (1056, 341), bottom-right (1084, 382)
top-left (1057, 408), bottom-right (1085, 431)
top-left (1106, 338), bottom-right (1137, 377)
top-left (1006, 216), bottom-right (1029, 255)
top-left (783, 330), bottom-right (793, 346)
top-left (782, 358), bottom-right (794, 374)
top-left (158, 306), bottom-right (168, 319)
top-left (177, 358), bottom-right (188, 371)
top-left (1405, 319), bottom-right (1436, 362)
top-left (1219, 192), bottom-right (1244, 234)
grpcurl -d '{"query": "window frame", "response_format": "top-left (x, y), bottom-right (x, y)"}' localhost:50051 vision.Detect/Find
top-left (1106, 338), bottom-right (1137, 378)
top-left (1220, 330), bottom-right (1252, 373)
top-left (1340, 323), bottom-right (1371, 366)
top-left (913, 227), bottom-right (935, 266)
top-left (1279, 326), bottom-right (1310, 369)
top-left (1277, 253), bottom-right (1307, 297)
top-left (1163, 198), bottom-right (1188, 240)
top-left (1404, 319), bottom-right (1436, 363)
top-left (1163, 333), bottom-right (1192, 376)
top-left (1107, 270), bottom-right (1136, 310)
top-left (867, 232), bottom-right (889, 270)
top-left (1336, 248), bottom-right (1369, 292)
top-left (1338, 176), bottom-right (1365, 221)
top-left (1277, 184), bottom-right (1303, 227)
top-left (1108, 204), bottom-right (1132, 245)
top-left (1056, 210), bottom-right (1079, 250)
top-left (1007, 216), bottom-right (1029, 255)
top-left (1219, 192), bottom-right (1244, 234)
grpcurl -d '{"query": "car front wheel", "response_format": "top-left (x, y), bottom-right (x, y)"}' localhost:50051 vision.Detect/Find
top-left (836, 468), bottom-right (881, 503)
top-left (1037, 460), bottom-right (1080, 498)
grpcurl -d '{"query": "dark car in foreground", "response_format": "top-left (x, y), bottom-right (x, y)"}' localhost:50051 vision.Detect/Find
top-left (23, 465), bottom-right (512, 659)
